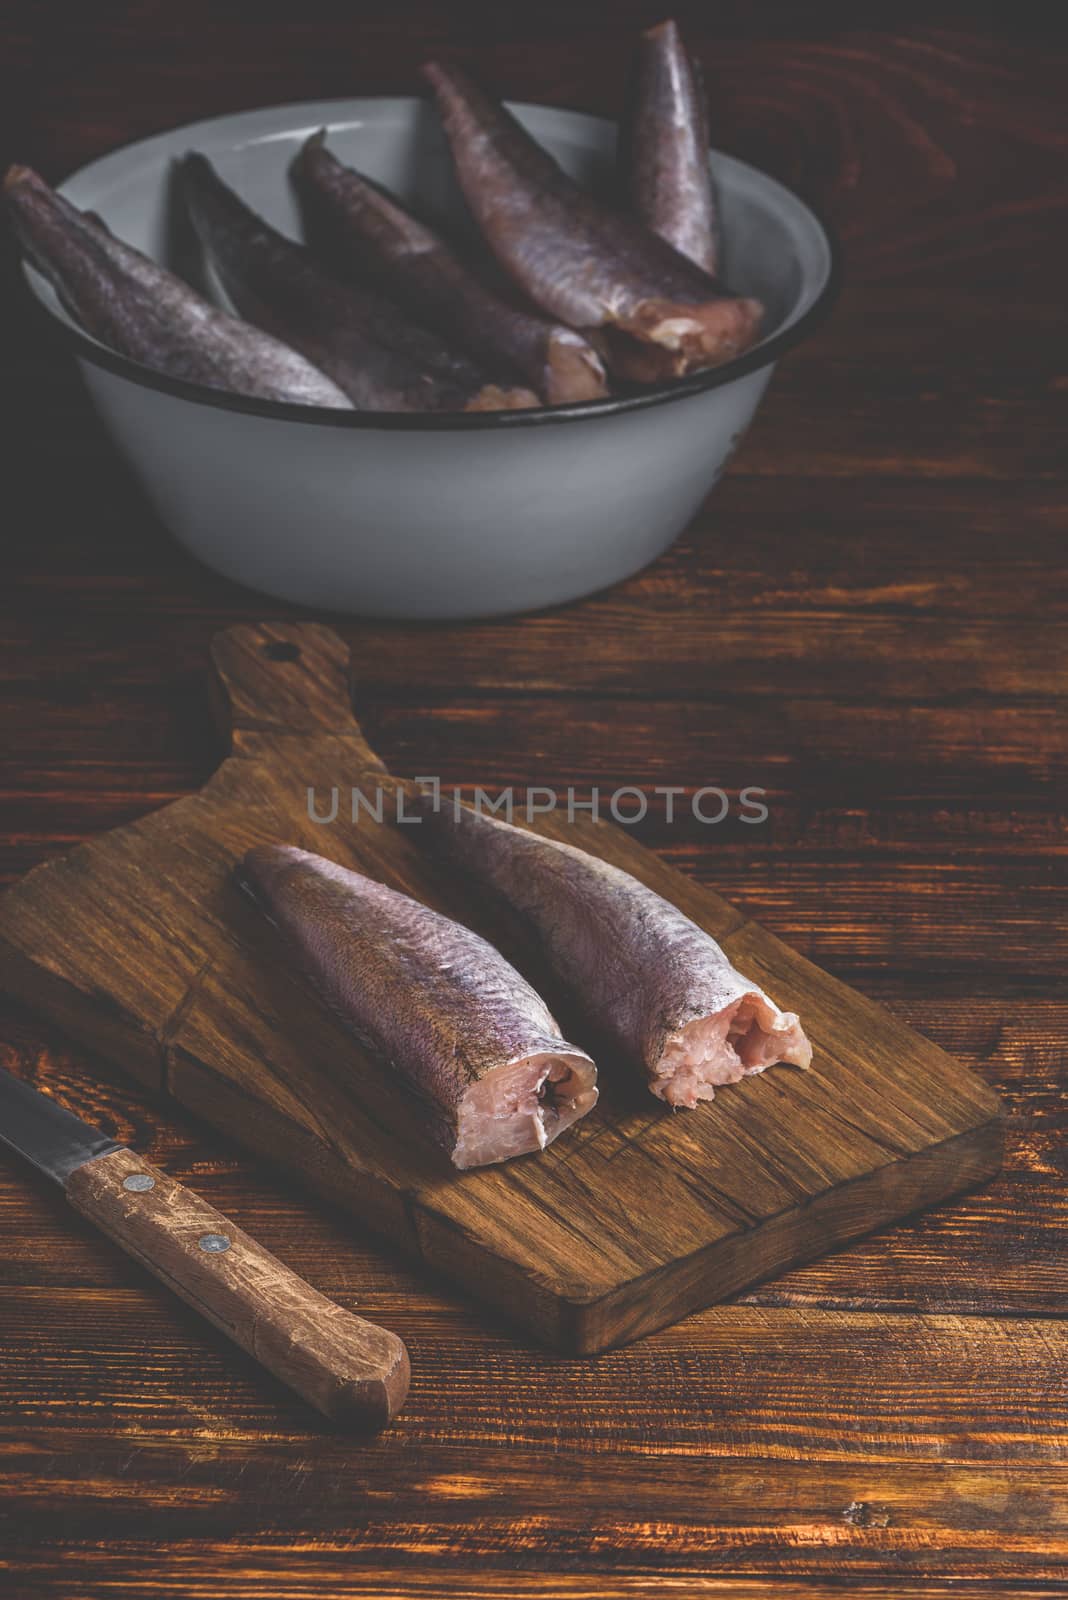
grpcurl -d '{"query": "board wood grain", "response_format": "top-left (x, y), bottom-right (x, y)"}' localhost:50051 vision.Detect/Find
top-left (0, 622), bottom-right (1003, 1352)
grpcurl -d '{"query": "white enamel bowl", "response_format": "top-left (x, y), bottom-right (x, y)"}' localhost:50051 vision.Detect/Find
top-left (24, 97), bottom-right (838, 619)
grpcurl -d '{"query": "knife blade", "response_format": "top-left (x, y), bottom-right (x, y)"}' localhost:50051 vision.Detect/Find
top-left (0, 1066), bottom-right (409, 1429)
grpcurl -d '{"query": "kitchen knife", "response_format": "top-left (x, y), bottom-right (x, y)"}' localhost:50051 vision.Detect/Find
top-left (0, 1066), bottom-right (410, 1428)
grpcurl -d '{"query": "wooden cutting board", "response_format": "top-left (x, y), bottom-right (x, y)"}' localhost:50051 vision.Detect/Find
top-left (0, 622), bottom-right (1003, 1353)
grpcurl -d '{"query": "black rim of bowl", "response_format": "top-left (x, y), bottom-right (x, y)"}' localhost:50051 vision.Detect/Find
top-left (28, 125), bottom-right (843, 432)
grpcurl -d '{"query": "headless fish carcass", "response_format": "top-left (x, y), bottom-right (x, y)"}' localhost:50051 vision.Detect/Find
top-left (295, 134), bottom-right (608, 405)
top-left (422, 61), bottom-right (762, 381)
top-left (620, 19), bottom-right (720, 276)
top-left (178, 153), bottom-right (539, 412)
top-left (239, 845), bottom-right (598, 1168)
top-left (4, 164), bottom-right (352, 408)
top-left (413, 801), bottom-right (811, 1109)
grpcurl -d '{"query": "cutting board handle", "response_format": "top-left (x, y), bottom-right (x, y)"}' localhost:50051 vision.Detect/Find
top-left (209, 623), bottom-right (386, 768)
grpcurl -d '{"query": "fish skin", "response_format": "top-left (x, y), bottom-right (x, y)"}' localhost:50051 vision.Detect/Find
top-left (412, 800), bottom-right (812, 1107)
top-left (422, 60), bottom-right (762, 380)
top-left (179, 153), bottom-right (539, 413)
top-left (296, 134), bottom-right (608, 406)
top-left (239, 845), bottom-right (598, 1169)
top-left (621, 19), bottom-right (720, 277)
top-left (4, 164), bottom-right (353, 408)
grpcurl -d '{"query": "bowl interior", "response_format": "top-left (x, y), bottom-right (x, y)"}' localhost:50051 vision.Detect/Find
top-left (38, 96), bottom-right (832, 361)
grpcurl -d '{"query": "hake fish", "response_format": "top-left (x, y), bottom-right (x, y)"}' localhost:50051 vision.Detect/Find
top-left (179, 153), bottom-right (539, 413)
top-left (621, 19), bottom-right (720, 276)
top-left (413, 802), bottom-right (812, 1109)
top-left (4, 164), bottom-right (353, 409)
top-left (422, 60), bottom-right (762, 381)
top-left (296, 134), bottom-right (608, 405)
top-left (239, 846), bottom-right (598, 1169)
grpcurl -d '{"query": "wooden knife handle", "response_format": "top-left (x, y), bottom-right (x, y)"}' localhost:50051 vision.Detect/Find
top-left (65, 1147), bottom-right (410, 1429)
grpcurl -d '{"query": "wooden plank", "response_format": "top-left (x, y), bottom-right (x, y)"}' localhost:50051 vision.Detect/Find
top-left (2, 1294), bottom-right (1065, 1464)
top-left (2, 602), bottom-right (1065, 703)
top-left (1, 1296), bottom-right (1065, 1580)
top-left (2, 1564), bottom-right (1065, 1599)
top-left (4, 690), bottom-right (1065, 796)
top-left (1, 1435), bottom-right (1066, 1576)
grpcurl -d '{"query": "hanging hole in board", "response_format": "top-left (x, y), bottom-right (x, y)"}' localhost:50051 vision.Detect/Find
top-left (263, 641), bottom-right (301, 663)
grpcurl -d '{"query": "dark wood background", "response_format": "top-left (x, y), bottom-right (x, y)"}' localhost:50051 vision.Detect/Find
top-left (2, 2), bottom-right (1065, 1595)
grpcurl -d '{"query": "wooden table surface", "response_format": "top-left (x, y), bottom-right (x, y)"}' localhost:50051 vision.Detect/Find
top-left (2, 4), bottom-right (1065, 1596)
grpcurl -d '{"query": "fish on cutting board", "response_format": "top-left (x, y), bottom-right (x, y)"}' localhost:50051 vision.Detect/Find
top-left (422, 59), bottom-right (763, 381)
top-left (239, 845), bottom-right (598, 1169)
top-left (4, 164), bottom-right (353, 409)
top-left (295, 133), bottom-right (608, 405)
top-left (413, 799), bottom-right (812, 1109)
top-left (620, 19), bottom-right (720, 276)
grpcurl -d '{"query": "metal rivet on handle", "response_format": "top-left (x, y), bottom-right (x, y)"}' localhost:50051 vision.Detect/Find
top-left (123, 1173), bottom-right (155, 1192)
top-left (198, 1233), bottom-right (232, 1253)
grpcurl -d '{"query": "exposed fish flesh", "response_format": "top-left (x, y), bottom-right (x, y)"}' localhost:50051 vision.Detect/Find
top-left (422, 61), bottom-right (762, 380)
top-left (4, 164), bottom-right (353, 408)
top-left (239, 845), bottom-right (598, 1168)
top-left (296, 134), bottom-right (608, 405)
top-left (621, 19), bottom-right (720, 276)
top-left (178, 154), bottom-right (539, 412)
top-left (413, 802), bottom-right (811, 1108)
